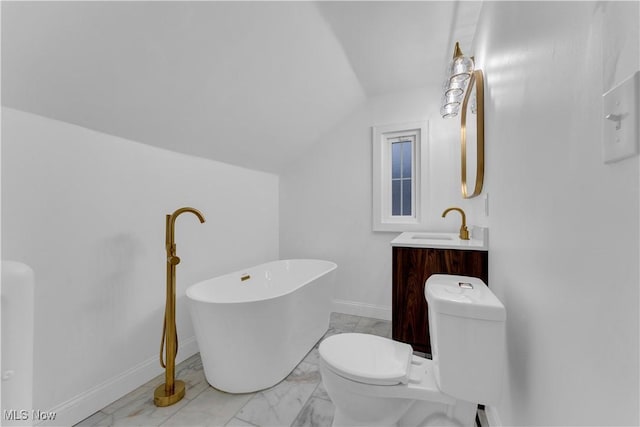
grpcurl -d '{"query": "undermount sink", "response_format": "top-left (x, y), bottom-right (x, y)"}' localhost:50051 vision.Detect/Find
top-left (410, 234), bottom-right (454, 241)
top-left (391, 230), bottom-right (488, 251)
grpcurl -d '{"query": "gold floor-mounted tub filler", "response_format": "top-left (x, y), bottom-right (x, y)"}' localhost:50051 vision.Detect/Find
top-left (154, 207), bottom-right (206, 407)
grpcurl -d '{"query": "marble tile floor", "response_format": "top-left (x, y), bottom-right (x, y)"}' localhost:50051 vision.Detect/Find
top-left (75, 313), bottom-right (486, 427)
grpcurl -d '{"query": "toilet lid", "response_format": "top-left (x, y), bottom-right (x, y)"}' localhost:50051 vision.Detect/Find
top-left (319, 333), bottom-right (413, 386)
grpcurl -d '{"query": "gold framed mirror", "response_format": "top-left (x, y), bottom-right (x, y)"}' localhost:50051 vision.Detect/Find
top-left (460, 69), bottom-right (485, 199)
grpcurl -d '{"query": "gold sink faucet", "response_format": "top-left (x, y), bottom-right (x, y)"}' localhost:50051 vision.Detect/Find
top-left (441, 207), bottom-right (470, 240)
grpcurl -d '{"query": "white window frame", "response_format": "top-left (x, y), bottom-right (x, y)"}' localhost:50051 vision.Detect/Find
top-left (372, 121), bottom-right (428, 232)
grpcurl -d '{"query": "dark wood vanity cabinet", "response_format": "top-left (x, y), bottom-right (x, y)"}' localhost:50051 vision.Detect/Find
top-left (392, 247), bottom-right (488, 354)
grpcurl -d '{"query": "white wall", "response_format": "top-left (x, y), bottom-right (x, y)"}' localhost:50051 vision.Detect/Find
top-left (1, 108), bottom-right (279, 425)
top-left (1, 1), bottom-right (366, 174)
top-left (279, 86), bottom-right (486, 319)
top-left (473, 2), bottom-right (639, 425)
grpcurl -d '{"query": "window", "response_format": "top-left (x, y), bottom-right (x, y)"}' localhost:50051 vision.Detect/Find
top-left (390, 137), bottom-right (414, 216)
top-left (372, 121), bottom-right (428, 231)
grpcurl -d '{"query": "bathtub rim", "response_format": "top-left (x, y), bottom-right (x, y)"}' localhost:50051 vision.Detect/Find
top-left (185, 258), bottom-right (337, 305)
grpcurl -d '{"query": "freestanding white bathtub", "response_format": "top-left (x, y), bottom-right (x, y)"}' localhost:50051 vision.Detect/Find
top-left (186, 259), bottom-right (337, 393)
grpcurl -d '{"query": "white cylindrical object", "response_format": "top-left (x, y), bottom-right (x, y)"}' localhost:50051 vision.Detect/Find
top-left (1, 261), bottom-right (35, 426)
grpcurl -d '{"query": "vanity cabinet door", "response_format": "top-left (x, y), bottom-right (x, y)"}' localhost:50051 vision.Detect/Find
top-left (392, 247), bottom-right (488, 354)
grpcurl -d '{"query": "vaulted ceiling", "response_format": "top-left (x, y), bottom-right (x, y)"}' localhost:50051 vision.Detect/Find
top-left (2, 1), bottom-right (481, 173)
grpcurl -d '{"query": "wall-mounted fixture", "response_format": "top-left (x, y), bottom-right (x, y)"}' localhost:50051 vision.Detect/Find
top-left (602, 71), bottom-right (639, 164)
top-left (440, 42), bottom-right (485, 198)
top-left (440, 42), bottom-right (474, 118)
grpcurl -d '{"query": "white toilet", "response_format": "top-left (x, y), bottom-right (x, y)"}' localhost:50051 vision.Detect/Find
top-left (319, 274), bottom-right (506, 427)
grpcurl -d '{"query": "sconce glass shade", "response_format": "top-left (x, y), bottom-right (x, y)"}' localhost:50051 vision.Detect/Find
top-left (440, 98), bottom-right (460, 118)
top-left (440, 108), bottom-right (458, 119)
top-left (443, 88), bottom-right (463, 105)
top-left (449, 55), bottom-right (474, 83)
top-left (443, 78), bottom-right (465, 98)
top-left (470, 94), bottom-right (477, 115)
top-left (440, 42), bottom-right (474, 118)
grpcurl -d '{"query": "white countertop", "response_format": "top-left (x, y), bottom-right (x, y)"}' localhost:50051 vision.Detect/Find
top-left (390, 230), bottom-right (488, 251)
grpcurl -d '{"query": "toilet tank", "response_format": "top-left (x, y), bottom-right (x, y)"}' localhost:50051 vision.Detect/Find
top-left (425, 274), bottom-right (505, 405)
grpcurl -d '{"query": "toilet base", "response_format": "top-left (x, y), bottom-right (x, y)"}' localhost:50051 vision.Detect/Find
top-left (321, 358), bottom-right (479, 427)
top-left (398, 399), bottom-right (478, 427)
top-left (331, 401), bottom-right (478, 427)
top-left (332, 400), bottom-right (477, 427)
top-left (329, 387), bottom-right (414, 426)
top-left (332, 407), bottom-right (405, 427)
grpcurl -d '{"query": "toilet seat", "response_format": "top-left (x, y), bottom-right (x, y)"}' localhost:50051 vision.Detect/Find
top-left (318, 333), bottom-right (413, 386)
top-left (319, 333), bottom-right (456, 404)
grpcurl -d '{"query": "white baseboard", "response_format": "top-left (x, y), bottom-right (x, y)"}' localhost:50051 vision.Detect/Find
top-left (38, 337), bottom-right (199, 427)
top-left (484, 405), bottom-right (502, 427)
top-left (332, 299), bottom-right (392, 321)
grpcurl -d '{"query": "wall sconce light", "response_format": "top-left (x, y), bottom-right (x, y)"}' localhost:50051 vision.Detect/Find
top-left (440, 42), bottom-right (474, 118)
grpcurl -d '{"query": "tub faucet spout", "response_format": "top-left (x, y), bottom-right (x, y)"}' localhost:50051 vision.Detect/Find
top-left (441, 207), bottom-right (470, 240)
top-left (165, 208), bottom-right (205, 264)
top-left (167, 207), bottom-right (206, 248)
